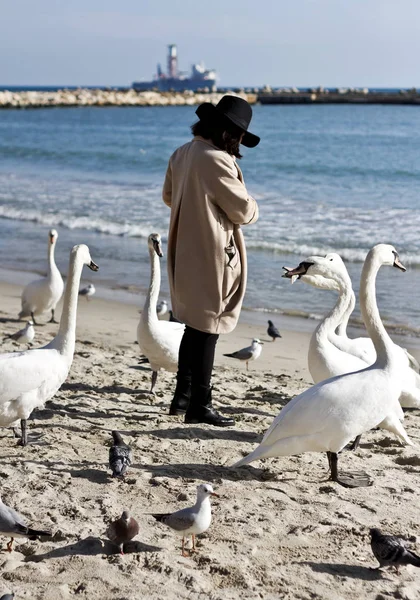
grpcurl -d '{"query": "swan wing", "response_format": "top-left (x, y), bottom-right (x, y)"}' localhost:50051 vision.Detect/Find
top-left (137, 319), bottom-right (184, 371)
top-left (0, 349), bottom-right (69, 424)
top-left (20, 275), bottom-right (63, 315)
top-left (262, 368), bottom-right (398, 450)
top-left (331, 335), bottom-right (376, 364)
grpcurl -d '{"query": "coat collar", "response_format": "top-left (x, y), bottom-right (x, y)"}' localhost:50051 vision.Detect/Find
top-left (192, 136), bottom-right (237, 163)
top-left (192, 135), bottom-right (219, 150)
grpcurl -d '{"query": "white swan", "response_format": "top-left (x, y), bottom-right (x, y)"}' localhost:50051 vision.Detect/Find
top-left (137, 233), bottom-right (184, 393)
top-left (284, 256), bottom-right (369, 383)
top-left (0, 245), bottom-right (98, 445)
top-left (284, 253), bottom-right (420, 408)
top-left (19, 229), bottom-right (64, 324)
top-left (233, 244), bottom-right (412, 488)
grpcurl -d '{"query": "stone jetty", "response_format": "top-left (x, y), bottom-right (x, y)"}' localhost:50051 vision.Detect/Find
top-left (258, 87), bottom-right (420, 105)
top-left (0, 89), bottom-right (257, 109)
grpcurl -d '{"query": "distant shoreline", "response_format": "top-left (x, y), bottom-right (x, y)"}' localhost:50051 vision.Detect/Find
top-left (0, 89), bottom-right (256, 109)
top-left (1, 87), bottom-right (420, 109)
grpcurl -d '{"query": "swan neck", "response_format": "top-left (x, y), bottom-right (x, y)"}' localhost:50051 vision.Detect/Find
top-left (54, 253), bottom-right (83, 355)
top-left (316, 278), bottom-right (351, 340)
top-left (47, 241), bottom-right (57, 273)
top-left (144, 248), bottom-right (160, 320)
top-left (336, 289), bottom-right (356, 337)
top-left (360, 254), bottom-right (392, 364)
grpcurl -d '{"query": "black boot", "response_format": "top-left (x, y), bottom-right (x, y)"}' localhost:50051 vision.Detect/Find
top-left (169, 374), bottom-right (191, 416)
top-left (184, 386), bottom-right (235, 427)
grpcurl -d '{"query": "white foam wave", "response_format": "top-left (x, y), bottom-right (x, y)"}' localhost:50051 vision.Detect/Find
top-left (246, 240), bottom-right (420, 266)
top-left (0, 206), bottom-right (154, 239)
top-left (1, 204), bottom-right (420, 266)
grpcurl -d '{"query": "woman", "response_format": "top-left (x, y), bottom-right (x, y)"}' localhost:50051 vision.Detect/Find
top-left (163, 95), bottom-right (260, 427)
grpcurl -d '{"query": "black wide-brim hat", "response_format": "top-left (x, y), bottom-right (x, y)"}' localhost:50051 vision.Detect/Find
top-left (195, 95), bottom-right (260, 148)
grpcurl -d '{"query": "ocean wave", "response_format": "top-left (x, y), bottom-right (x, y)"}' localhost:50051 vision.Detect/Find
top-left (0, 205), bottom-right (156, 239)
top-left (272, 162), bottom-right (420, 180)
top-left (2, 203), bottom-right (420, 266)
top-left (246, 240), bottom-right (420, 266)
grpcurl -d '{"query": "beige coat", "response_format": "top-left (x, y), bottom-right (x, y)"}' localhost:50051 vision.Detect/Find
top-left (162, 136), bottom-right (258, 334)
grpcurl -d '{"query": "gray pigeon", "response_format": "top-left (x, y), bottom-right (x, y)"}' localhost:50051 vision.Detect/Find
top-left (370, 528), bottom-right (420, 572)
top-left (0, 494), bottom-right (52, 552)
top-left (109, 431), bottom-right (132, 478)
top-left (267, 320), bottom-right (281, 341)
top-left (106, 510), bottom-right (139, 554)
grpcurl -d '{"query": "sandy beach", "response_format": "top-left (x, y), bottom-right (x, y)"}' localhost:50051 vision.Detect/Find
top-left (0, 279), bottom-right (419, 600)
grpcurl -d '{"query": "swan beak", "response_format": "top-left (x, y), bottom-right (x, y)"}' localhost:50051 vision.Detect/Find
top-left (393, 253), bottom-right (406, 272)
top-left (282, 262), bottom-right (313, 280)
top-left (153, 239), bottom-right (163, 258)
top-left (49, 234), bottom-right (55, 244)
top-left (88, 261), bottom-right (99, 272)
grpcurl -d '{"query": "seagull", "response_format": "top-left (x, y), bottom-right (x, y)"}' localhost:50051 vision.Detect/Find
top-left (151, 483), bottom-right (218, 557)
top-left (156, 300), bottom-right (168, 317)
top-left (0, 494), bottom-right (52, 552)
top-left (0, 594), bottom-right (14, 600)
top-left (267, 320), bottom-right (281, 342)
top-left (106, 511), bottom-right (139, 555)
top-left (370, 528), bottom-right (420, 573)
top-left (169, 310), bottom-right (181, 323)
top-left (223, 338), bottom-right (263, 371)
top-left (4, 321), bottom-right (35, 347)
top-left (78, 283), bottom-right (96, 301)
top-left (109, 431), bottom-right (132, 478)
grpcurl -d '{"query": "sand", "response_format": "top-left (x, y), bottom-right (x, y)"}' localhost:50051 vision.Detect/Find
top-left (0, 280), bottom-right (419, 600)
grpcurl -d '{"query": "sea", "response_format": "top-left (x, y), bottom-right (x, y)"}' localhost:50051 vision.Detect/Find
top-left (1, 103), bottom-right (420, 340)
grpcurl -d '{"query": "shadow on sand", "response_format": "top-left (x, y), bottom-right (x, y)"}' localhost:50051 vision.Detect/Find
top-left (25, 536), bottom-right (161, 561)
top-left (303, 561), bottom-right (384, 581)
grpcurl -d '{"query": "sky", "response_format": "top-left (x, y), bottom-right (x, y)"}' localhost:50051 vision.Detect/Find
top-left (0, 0), bottom-right (419, 88)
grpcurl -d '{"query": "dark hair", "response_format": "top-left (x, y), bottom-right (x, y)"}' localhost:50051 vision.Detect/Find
top-left (191, 118), bottom-right (243, 158)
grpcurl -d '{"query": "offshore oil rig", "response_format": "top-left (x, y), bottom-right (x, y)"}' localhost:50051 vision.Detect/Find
top-left (132, 44), bottom-right (217, 92)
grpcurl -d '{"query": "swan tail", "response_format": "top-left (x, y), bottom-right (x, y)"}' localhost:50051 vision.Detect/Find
top-left (232, 433), bottom-right (331, 468)
top-left (232, 443), bottom-right (275, 468)
top-left (379, 415), bottom-right (414, 446)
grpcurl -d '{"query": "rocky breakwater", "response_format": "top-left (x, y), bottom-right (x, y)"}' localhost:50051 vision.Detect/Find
top-left (0, 89), bottom-right (257, 109)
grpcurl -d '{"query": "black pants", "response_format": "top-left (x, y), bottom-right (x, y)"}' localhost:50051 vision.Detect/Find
top-left (177, 325), bottom-right (219, 391)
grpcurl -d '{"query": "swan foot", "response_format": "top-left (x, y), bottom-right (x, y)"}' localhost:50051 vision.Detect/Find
top-left (48, 309), bottom-right (59, 324)
top-left (12, 427), bottom-right (21, 439)
top-left (327, 451), bottom-right (372, 488)
top-left (332, 471), bottom-right (372, 488)
top-left (31, 312), bottom-right (38, 326)
top-left (17, 419), bottom-right (28, 446)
